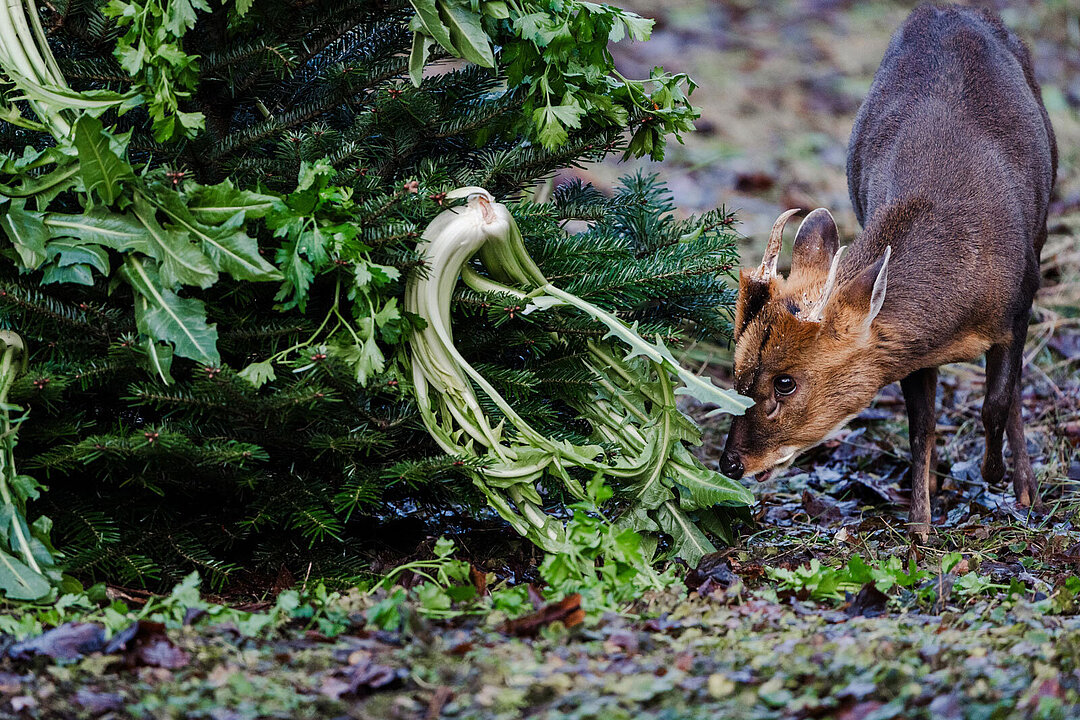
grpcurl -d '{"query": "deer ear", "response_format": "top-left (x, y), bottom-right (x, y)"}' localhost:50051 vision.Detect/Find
top-left (735, 269), bottom-right (773, 339)
top-left (833, 246), bottom-right (891, 330)
top-left (790, 208), bottom-right (839, 279)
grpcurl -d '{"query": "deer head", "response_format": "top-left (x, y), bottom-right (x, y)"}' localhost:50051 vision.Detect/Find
top-left (721, 208), bottom-right (892, 480)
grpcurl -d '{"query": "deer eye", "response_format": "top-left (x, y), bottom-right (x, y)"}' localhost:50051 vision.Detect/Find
top-left (773, 375), bottom-right (796, 396)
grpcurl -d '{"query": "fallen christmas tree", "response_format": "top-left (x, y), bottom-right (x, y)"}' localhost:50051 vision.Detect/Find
top-left (0, 0), bottom-right (750, 599)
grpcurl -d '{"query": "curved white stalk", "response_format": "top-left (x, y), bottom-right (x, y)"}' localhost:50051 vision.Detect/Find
top-left (406, 186), bottom-right (756, 554)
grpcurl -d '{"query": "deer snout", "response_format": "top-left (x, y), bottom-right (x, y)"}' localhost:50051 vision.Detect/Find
top-left (719, 448), bottom-right (744, 479)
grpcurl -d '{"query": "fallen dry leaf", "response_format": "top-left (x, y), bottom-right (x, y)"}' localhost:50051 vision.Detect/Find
top-left (104, 621), bottom-right (190, 669)
top-left (499, 593), bottom-right (584, 637)
top-left (8, 623), bottom-right (106, 661)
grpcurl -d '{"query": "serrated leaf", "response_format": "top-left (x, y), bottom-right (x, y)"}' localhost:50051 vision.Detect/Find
top-left (238, 360), bottom-right (276, 389)
top-left (0, 156), bottom-right (79, 207)
top-left (44, 209), bottom-right (148, 253)
top-left (670, 446), bottom-right (754, 508)
top-left (122, 256), bottom-right (219, 365)
top-left (234, 0), bottom-right (253, 16)
top-left (47, 240), bottom-right (110, 274)
top-left (133, 194), bottom-right (217, 289)
top-left (628, 425), bottom-right (674, 511)
top-left (274, 238), bottom-right (314, 312)
top-left (655, 501), bottom-right (715, 568)
top-left (73, 115), bottom-right (134, 207)
top-left (156, 192), bottom-right (281, 282)
top-left (328, 336), bottom-right (385, 386)
top-left (164, 0), bottom-right (211, 35)
top-left (1, 199), bottom-right (48, 269)
top-left (185, 180), bottom-right (280, 223)
top-left (437, 0), bottom-right (495, 68)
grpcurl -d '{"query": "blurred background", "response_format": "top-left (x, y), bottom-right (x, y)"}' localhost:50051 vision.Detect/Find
top-left (583, 0), bottom-right (1080, 259)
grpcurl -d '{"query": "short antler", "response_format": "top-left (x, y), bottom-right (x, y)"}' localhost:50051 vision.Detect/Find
top-left (804, 245), bottom-right (847, 322)
top-left (752, 208), bottom-right (800, 282)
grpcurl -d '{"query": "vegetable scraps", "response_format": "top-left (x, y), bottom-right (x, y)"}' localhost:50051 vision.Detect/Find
top-left (405, 187), bottom-right (754, 565)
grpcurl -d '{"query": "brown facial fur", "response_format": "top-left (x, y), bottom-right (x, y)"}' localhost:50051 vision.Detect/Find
top-left (730, 264), bottom-right (890, 476)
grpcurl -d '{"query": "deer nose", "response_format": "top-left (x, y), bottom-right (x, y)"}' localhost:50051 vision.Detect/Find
top-left (720, 451), bottom-right (744, 479)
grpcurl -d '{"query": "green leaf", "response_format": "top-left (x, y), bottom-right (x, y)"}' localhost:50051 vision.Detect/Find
top-left (670, 446), bottom-right (754, 508)
top-left (482, 1), bottom-right (509, 19)
top-left (121, 256), bottom-right (220, 365)
top-left (296, 159), bottom-right (334, 193)
top-left (540, 285), bottom-right (753, 416)
top-left (0, 547), bottom-right (52, 601)
top-left (73, 115), bottom-right (134, 207)
top-left (274, 238), bottom-right (315, 312)
top-left (42, 263), bottom-right (95, 286)
top-left (139, 338), bottom-right (175, 385)
top-left (156, 193), bottom-right (281, 282)
top-left (44, 209), bottom-right (148, 253)
top-left (408, 0), bottom-right (455, 54)
top-left (0, 199), bottom-right (49, 269)
top-left (238, 360), bottom-right (276, 389)
top-left (47, 239), bottom-right (110, 275)
top-left (133, 194), bottom-right (217, 289)
top-left (437, 0), bottom-right (495, 68)
top-left (0, 157), bottom-right (80, 205)
top-left (164, 0), bottom-right (211, 35)
top-left (434, 536), bottom-right (455, 557)
top-left (409, 32), bottom-right (433, 87)
top-left (234, 0), bottom-right (253, 17)
top-left (185, 180), bottom-right (280, 223)
top-left (328, 336), bottom-right (385, 386)
top-left (655, 501), bottom-right (715, 567)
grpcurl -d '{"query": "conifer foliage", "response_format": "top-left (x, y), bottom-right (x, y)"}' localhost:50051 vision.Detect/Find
top-left (0, 0), bottom-right (746, 595)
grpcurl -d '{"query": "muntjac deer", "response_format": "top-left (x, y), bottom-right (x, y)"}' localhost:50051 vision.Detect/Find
top-left (720, 4), bottom-right (1057, 540)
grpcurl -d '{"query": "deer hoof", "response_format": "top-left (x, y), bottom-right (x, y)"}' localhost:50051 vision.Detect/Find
top-left (908, 523), bottom-right (930, 544)
top-left (1013, 469), bottom-right (1038, 508)
top-left (980, 455), bottom-right (1005, 485)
